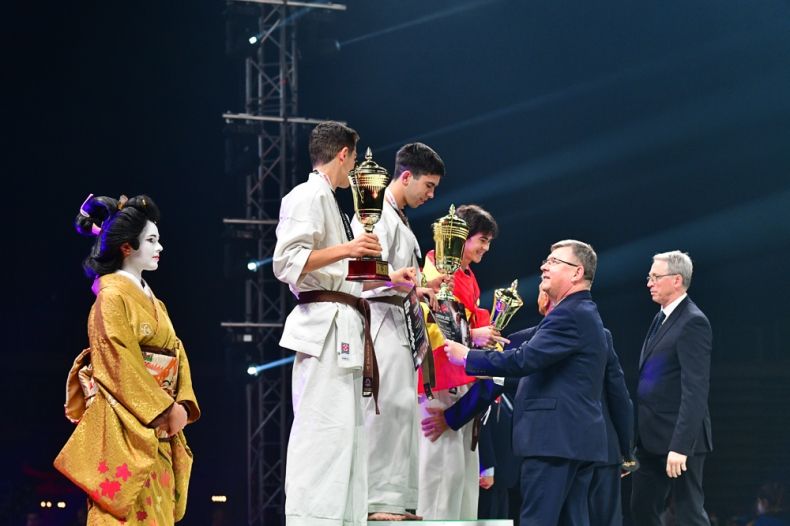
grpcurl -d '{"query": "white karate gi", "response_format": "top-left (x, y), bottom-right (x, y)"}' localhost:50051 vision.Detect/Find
top-left (351, 189), bottom-right (421, 515)
top-left (417, 385), bottom-right (480, 520)
top-left (274, 172), bottom-right (367, 526)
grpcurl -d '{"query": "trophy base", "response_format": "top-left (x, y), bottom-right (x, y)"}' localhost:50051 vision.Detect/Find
top-left (347, 258), bottom-right (390, 282)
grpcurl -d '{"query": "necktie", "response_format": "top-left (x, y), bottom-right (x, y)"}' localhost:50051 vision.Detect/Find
top-left (647, 311), bottom-right (666, 343)
top-left (640, 310), bottom-right (666, 367)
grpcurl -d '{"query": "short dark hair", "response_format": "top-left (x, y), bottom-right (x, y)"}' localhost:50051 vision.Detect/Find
top-left (75, 194), bottom-right (160, 280)
top-left (308, 121), bottom-right (359, 167)
top-left (393, 142), bottom-right (445, 179)
top-left (455, 204), bottom-right (498, 239)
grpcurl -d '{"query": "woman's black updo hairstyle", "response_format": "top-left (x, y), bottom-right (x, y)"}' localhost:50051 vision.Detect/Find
top-left (75, 194), bottom-right (160, 280)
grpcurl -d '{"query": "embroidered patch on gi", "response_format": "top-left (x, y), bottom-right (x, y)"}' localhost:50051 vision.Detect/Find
top-left (339, 342), bottom-right (350, 360)
top-left (140, 322), bottom-right (153, 336)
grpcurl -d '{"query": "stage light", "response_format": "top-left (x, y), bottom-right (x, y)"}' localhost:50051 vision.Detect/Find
top-left (247, 356), bottom-right (296, 376)
top-left (57, 502), bottom-right (66, 509)
top-left (247, 257), bottom-right (273, 272)
top-left (248, 35), bottom-right (258, 45)
top-left (40, 501), bottom-right (46, 508)
top-left (46, 501), bottom-right (52, 508)
top-left (211, 495), bottom-right (228, 503)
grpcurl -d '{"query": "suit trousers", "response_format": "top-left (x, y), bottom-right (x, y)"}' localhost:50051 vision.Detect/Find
top-left (478, 484), bottom-right (510, 520)
top-left (630, 451), bottom-right (709, 526)
top-left (519, 457), bottom-right (595, 526)
top-left (589, 464), bottom-right (623, 526)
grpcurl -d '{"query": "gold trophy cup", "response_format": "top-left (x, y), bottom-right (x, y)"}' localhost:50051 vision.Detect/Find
top-left (490, 279), bottom-right (524, 331)
top-left (347, 147), bottom-right (390, 281)
top-left (432, 204), bottom-right (469, 301)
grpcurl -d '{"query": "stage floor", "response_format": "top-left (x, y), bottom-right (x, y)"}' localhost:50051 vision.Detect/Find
top-left (367, 521), bottom-right (513, 525)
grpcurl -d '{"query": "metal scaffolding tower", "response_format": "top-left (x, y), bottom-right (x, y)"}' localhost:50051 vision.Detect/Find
top-left (222, 1), bottom-right (345, 525)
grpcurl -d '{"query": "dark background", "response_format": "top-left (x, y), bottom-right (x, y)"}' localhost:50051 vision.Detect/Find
top-left (3, 1), bottom-right (789, 524)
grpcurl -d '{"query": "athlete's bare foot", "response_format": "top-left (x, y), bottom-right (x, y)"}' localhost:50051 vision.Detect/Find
top-left (402, 511), bottom-right (423, 520)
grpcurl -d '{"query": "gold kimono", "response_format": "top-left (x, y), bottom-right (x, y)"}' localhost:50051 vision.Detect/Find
top-left (55, 273), bottom-right (200, 525)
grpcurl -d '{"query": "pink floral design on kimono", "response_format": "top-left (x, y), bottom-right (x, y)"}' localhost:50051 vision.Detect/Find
top-left (100, 479), bottom-right (121, 500)
top-left (98, 460), bottom-right (109, 474)
top-left (160, 470), bottom-right (171, 488)
top-left (115, 463), bottom-right (132, 482)
top-left (136, 510), bottom-right (148, 521)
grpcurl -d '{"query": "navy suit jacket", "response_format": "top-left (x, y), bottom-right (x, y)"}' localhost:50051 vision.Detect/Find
top-left (637, 296), bottom-right (713, 455)
top-left (601, 329), bottom-right (634, 466)
top-left (443, 326), bottom-right (537, 431)
top-left (465, 290), bottom-right (608, 462)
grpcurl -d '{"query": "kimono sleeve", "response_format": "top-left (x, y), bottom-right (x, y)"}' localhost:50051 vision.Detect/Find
top-left (89, 290), bottom-right (174, 426)
top-left (273, 192), bottom-right (325, 287)
top-left (174, 339), bottom-right (201, 424)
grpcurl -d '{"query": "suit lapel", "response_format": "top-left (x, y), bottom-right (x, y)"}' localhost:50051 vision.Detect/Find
top-left (639, 297), bottom-right (690, 370)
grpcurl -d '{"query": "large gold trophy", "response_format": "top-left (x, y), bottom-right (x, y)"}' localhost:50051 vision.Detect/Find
top-left (347, 147), bottom-right (390, 281)
top-left (432, 204), bottom-right (469, 300)
top-left (430, 205), bottom-right (472, 345)
top-left (491, 279), bottom-right (524, 331)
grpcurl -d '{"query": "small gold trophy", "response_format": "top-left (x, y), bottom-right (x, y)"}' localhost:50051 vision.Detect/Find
top-left (491, 279), bottom-right (524, 331)
top-left (432, 204), bottom-right (469, 301)
top-left (347, 147), bottom-right (390, 281)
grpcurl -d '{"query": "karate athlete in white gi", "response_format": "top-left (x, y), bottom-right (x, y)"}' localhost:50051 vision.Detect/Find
top-left (351, 143), bottom-right (447, 521)
top-left (274, 121), bottom-right (415, 526)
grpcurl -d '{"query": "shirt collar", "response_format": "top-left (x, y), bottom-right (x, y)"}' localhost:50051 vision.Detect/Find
top-left (661, 292), bottom-right (687, 321)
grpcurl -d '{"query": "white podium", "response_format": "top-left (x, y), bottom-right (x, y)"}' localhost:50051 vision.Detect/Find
top-left (368, 521), bottom-right (513, 525)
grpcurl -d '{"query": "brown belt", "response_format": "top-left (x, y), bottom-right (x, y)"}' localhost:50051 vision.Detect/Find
top-left (298, 290), bottom-right (380, 414)
top-left (471, 414), bottom-right (481, 452)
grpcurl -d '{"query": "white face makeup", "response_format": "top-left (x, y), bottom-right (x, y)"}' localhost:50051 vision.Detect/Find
top-left (123, 220), bottom-right (162, 277)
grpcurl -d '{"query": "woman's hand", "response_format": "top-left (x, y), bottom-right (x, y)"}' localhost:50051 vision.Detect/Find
top-left (166, 403), bottom-right (189, 437)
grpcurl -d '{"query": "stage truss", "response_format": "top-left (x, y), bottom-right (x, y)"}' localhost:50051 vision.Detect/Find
top-left (222, 1), bottom-right (346, 524)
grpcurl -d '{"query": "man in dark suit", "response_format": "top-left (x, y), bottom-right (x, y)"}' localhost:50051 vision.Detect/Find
top-left (589, 329), bottom-right (634, 526)
top-left (631, 250), bottom-right (713, 526)
top-left (445, 239), bottom-right (609, 525)
top-left (419, 313), bottom-right (540, 520)
top-left (475, 324), bottom-right (537, 520)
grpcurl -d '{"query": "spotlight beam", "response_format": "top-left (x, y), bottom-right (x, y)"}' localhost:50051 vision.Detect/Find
top-left (247, 355), bottom-right (296, 376)
top-left (337, 0), bottom-right (499, 49)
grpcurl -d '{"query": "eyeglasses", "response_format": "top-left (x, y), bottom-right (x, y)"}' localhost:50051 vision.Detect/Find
top-left (542, 257), bottom-right (580, 268)
top-left (646, 273), bottom-right (678, 284)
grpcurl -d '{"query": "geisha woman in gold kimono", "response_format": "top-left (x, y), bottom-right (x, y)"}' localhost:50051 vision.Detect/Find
top-left (55, 194), bottom-right (200, 525)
